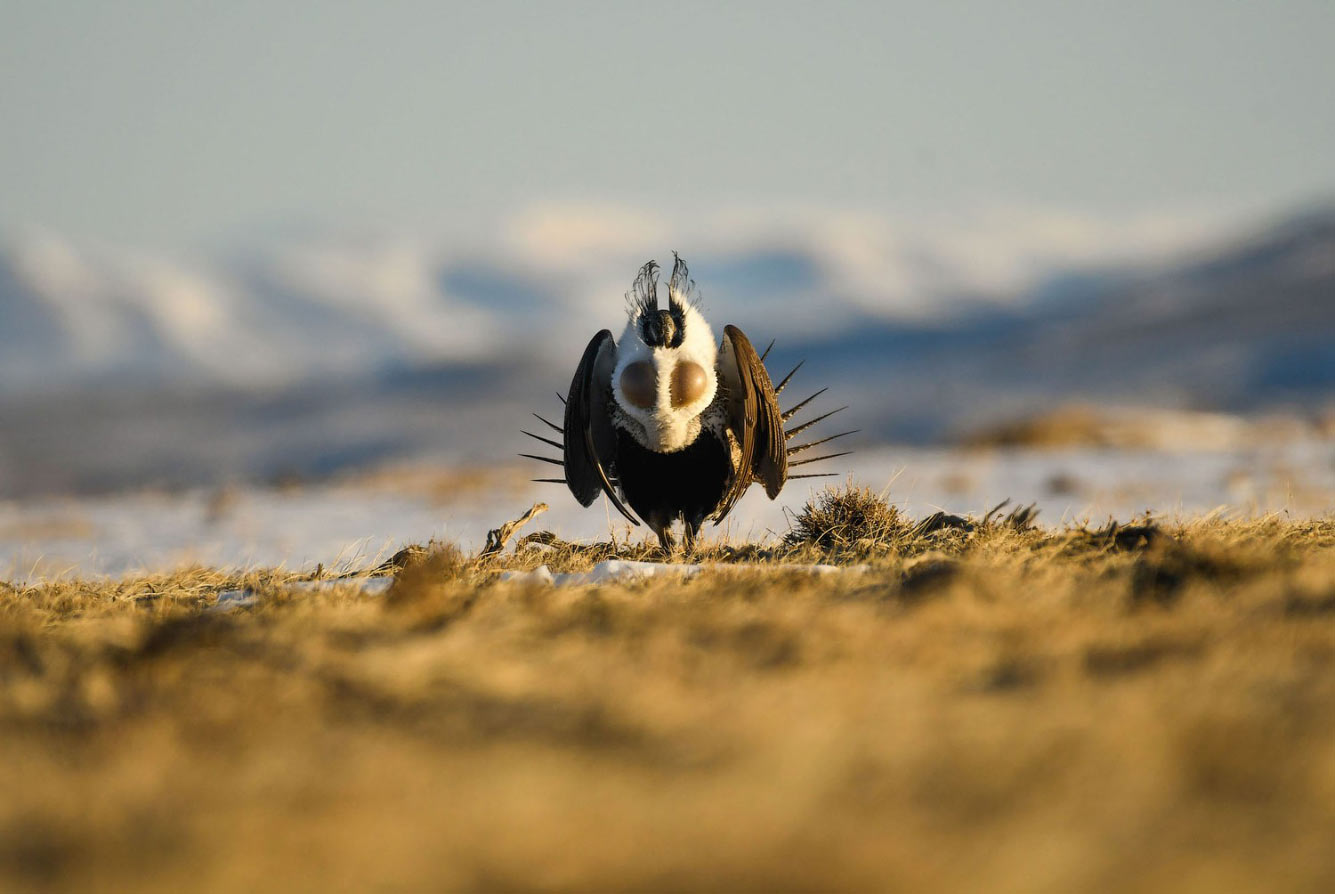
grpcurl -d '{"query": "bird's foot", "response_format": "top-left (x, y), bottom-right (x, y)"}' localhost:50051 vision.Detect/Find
top-left (655, 529), bottom-right (676, 556)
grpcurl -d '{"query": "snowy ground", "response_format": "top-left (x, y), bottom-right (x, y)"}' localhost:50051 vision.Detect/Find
top-left (2, 441), bottom-right (1332, 582)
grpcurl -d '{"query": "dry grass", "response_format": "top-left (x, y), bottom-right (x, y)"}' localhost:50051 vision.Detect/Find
top-left (3, 489), bottom-right (1335, 892)
top-left (783, 483), bottom-right (911, 553)
top-left (961, 403), bottom-right (1319, 450)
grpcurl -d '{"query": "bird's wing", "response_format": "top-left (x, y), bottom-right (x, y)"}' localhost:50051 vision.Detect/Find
top-left (563, 329), bottom-right (639, 526)
top-left (714, 324), bottom-right (788, 521)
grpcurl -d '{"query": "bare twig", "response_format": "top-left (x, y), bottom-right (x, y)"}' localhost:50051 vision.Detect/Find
top-left (482, 503), bottom-right (550, 558)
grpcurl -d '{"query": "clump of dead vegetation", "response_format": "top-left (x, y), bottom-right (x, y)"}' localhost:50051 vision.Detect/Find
top-left (782, 484), bottom-right (1040, 561)
top-left (2, 498), bottom-right (1335, 892)
top-left (783, 484), bottom-right (911, 553)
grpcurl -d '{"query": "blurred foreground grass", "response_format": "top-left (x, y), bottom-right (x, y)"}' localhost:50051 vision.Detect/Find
top-left (3, 489), bottom-right (1335, 892)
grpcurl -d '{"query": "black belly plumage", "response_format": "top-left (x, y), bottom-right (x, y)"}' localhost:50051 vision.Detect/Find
top-left (613, 428), bottom-right (732, 535)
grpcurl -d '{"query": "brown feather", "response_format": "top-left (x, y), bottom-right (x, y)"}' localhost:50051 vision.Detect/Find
top-left (532, 412), bottom-right (564, 435)
top-left (563, 330), bottom-right (639, 525)
top-left (787, 430), bottom-right (858, 456)
top-left (789, 451), bottom-right (853, 467)
top-left (519, 454), bottom-right (564, 466)
top-left (773, 360), bottom-right (804, 396)
top-left (781, 387), bottom-right (827, 423)
top-left (713, 325), bottom-right (788, 523)
top-left (521, 430), bottom-right (563, 451)
top-left (785, 406), bottom-right (847, 440)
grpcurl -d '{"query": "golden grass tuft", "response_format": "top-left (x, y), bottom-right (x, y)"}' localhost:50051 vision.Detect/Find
top-left (783, 483), bottom-right (911, 553)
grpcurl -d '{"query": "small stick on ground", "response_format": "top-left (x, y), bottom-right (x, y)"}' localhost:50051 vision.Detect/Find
top-left (482, 503), bottom-right (549, 558)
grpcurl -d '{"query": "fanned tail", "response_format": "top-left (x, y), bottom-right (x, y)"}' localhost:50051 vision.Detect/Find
top-left (522, 405), bottom-right (567, 485)
top-left (522, 404), bottom-right (629, 494)
top-left (759, 344), bottom-right (855, 479)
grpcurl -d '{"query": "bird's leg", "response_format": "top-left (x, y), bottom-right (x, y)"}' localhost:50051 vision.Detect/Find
top-left (654, 524), bottom-right (675, 555)
top-left (683, 519), bottom-right (700, 556)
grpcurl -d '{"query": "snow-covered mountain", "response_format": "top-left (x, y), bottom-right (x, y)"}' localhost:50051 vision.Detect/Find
top-left (0, 204), bottom-right (1225, 395)
top-left (765, 206), bottom-right (1335, 440)
top-left (0, 233), bottom-right (502, 390)
top-left (0, 203), bottom-right (1331, 498)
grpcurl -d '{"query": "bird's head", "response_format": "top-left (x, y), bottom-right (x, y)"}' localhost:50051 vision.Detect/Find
top-left (612, 255), bottom-right (718, 452)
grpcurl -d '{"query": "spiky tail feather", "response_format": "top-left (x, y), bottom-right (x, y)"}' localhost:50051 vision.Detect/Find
top-left (759, 346), bottom-right (853, 477)
top-left (523, 403), bottom-right (568, 483)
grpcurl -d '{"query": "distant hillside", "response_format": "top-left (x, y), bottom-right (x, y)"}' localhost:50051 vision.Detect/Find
top-left (767, 207), bottom-right (1335, 440)
top-left (0, 205), bottom-right (1225, 395)
top-left (0, 206), bottom-right (1330, 496)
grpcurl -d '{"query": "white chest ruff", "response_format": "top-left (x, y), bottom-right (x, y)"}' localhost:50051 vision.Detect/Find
top-left (609, 300), bottom-right (722, 454)
top-left (611, 389), bottom-right (732, 457)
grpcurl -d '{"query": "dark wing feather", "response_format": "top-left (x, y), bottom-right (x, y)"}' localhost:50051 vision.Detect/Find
top-left (713, 324), bottom-right (788, 522)
top-left (563, 330), bottom-right (639, 526)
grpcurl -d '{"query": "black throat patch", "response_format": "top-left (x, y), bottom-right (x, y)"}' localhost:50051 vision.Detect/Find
top-left (641, 309), bottom-right (684, 348)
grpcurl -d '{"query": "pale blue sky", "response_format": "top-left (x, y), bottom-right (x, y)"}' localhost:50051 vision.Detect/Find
top-left (2, 0), bottom-right (1333, 248)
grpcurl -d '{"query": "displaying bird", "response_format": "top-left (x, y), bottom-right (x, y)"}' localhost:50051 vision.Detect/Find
top-left (524, 255), bottom-right (851, 551)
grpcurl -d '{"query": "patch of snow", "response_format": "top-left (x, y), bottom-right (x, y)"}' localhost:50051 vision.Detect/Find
top-left (210, 589), bottom-right (259, 612)
top-left (498, 560), bottom-right (867, 587)
top-left (498, 565), bottom-right (556, 586)
top-left (500, 560), bottom-right (701, 587)
top-left (287, 576), bottom-right (396, 595)
top-left (208, 575), bottom-right (395, 612)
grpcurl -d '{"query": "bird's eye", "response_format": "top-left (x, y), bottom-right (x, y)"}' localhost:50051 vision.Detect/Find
top-left (619, 361), bottom-right (657, 409)
top-left (671, 361), bottom-right (708, 408)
